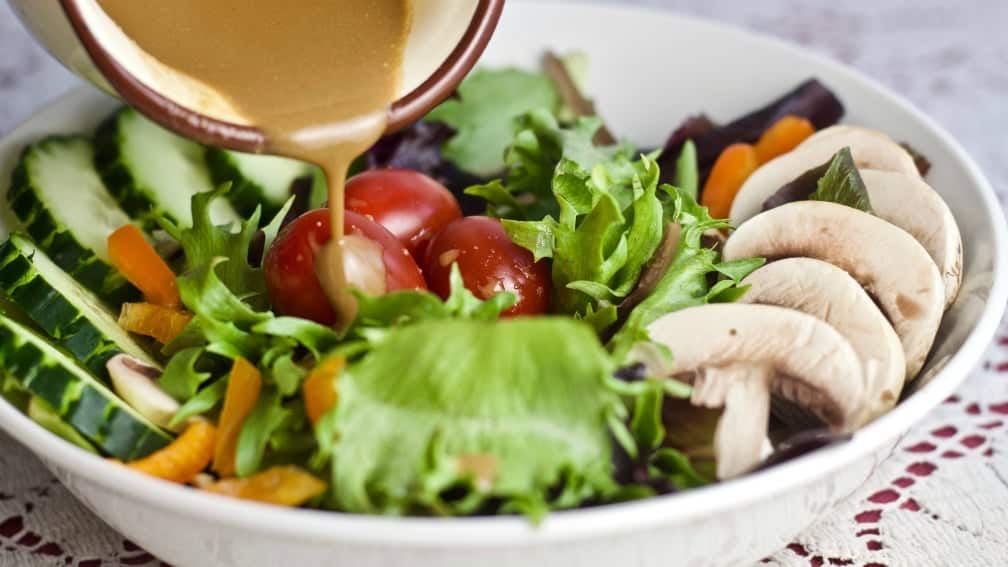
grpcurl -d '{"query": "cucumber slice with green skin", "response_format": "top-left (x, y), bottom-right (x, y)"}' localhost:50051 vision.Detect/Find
top-left (95, 107), bottom-right (239, 229)
top-left (1, 372), bottom-right (30, 413)
top-left (205, 148), bottom-right (321, 219)
top-left (28, 395), bottom-right (99, 454)
top-left (0, 310), bottom-right (171, 460)
top-left (6, 136), bottom-right (138, 304)
top-left (0, 233), bottom-right (157, 380)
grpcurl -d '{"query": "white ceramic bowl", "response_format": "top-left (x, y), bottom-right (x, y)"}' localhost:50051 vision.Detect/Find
top-left (1, 3), bottom-right (1006, 567)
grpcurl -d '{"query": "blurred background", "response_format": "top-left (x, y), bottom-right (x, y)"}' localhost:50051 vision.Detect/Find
top-left (2, 0), bottom-right (1005, 204)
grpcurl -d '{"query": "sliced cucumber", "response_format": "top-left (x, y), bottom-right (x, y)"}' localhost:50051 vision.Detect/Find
top-left (205, 148), bottom-right (321, 219)
top-left (28, 396), bottom-right (99, 454)
top-left (95, 107), bottom-right (239, 228)
top-left (1, 371), bottom-right (30, 412)
top-left (0, 233), bottom-right (157, 380)
top-left (0, 309), bottom-right (171, 459)
top-left (6, 136), bottom-right (137, 303)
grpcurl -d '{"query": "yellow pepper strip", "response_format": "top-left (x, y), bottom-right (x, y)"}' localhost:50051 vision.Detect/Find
top-left (118, 302), bottom-right (193, 344)
top-left (107, 224), bottom-right (181, 308)
top-left (126, 420), bottom-right (216, 483)
top-left (212, 357), bottom-right (262, 477)
top-left (202, 465), bottom-right (327, 507)
top-left (302, 357), bottom-right (345, 424)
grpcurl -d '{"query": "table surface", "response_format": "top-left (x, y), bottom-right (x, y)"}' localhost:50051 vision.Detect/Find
top-left (1, 1), bottom-right (1006, 565)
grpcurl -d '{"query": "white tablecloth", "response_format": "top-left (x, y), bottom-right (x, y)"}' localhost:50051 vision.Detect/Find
top-left (1, 1), bottom-right (1006, 565)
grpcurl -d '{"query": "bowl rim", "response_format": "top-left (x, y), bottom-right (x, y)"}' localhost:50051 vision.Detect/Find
top-left (0, 0), bottom-right (1006, 547)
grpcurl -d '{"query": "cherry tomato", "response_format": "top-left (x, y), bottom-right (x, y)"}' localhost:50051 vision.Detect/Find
top-left (264, 209), bottom-right (426, 324)
top-left (423, 216), bottom-right (551, 317)
top-left (345, 169), bottom-right (462, 258)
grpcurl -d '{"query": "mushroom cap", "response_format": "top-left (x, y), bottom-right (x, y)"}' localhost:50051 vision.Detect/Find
top-left (860, 169), bottom-right (963, 308)
top-left (741, 258), bottom-right (906, 424)
top-left (729, 125), bottom-right (920, 225)
top-left (800, 126), bottom-right (921, 176)
top-left (723, 201), bottom-right (945, 379)
top-left (647, 303), bottom-right (866, 430)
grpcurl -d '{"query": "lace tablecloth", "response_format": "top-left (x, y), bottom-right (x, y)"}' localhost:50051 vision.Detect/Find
top-left (1, 0), bottom-right (1007, 565)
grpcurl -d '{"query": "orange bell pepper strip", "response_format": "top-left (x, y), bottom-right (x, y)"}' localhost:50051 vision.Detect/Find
top-left (302, 357), bottom-right (345, 424)
top-left (700, 143), bottom-right (759, 219)
top-left (754, 115), bottom-right (816, 164)
top-left (107, 225), bottom-right (181, 308)
top-left (126, 420), bottom-right (216, 483)
top-left (213, 357), bottom-right (262, 477)
top-left (202, 465), bottom-right (327, 507)
top-left (118, 302), bottom-right (193, 344)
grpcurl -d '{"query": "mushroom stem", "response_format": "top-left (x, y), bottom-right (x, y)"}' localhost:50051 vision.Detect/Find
top-left (107, 354), bottom-right (180, 431)
top-left (693, 363), bottom-right (773, 479)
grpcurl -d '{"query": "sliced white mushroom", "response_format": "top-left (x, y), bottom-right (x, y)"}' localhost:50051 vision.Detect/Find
top-left (729, 125), bottom-right (920, 225)
top-left (657, 397), bottom-right (773, 465)
top-left (723, 201), bottom-right (945, 379)
top-left (860, 169), bottom-right (963, 308)
top-left (740, 258), bottom-right (906, 424)
top-left (800, 126), bottom-right (921, 176)
top-left (107, 354), bottom-right (181, 432)
top-left (647, 304), bottom-right (865, 479)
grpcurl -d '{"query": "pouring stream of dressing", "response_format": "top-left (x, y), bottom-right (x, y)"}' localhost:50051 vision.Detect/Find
top-left (97, 0), bottom-right (413, 329)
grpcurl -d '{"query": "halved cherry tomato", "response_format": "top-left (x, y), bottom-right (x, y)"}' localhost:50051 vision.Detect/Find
top-left (264, 209), bottom-right (426, 325)
top-left (345, 169), bottom-right (462, 258)
top-left (423, 216), bottom-right (550, 317)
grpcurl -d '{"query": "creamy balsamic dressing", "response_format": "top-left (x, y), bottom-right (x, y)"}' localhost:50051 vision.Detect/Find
top-left (98, 0), bottom-right (413, 327)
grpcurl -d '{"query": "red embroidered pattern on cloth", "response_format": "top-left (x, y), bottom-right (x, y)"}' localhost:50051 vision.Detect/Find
top-left (0, 475), bottom-right (166, 566)
top-left (763, 323), bottom-right (1008, 567)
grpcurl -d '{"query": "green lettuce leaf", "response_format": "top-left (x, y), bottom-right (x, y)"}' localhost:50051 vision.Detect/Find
top-left (171, 313), bottom-right (271, 361)
top-left (672, 140), bottom-right (699, 200)
top-left (260, 403), bottom-right (317, 472)
top-left (650, 448), bottom-right (710, 489)
top-left (177, 258), bottom-right (272, 327)
top-left (158, 346), bottom-right (212, 401)
top-left (578, 301), bottom-right (619, 334)
top-left (466, 110), bottom-right (637, 221)
top-left (427, 68), bottom-right (560, 176)
top-left (609, 186), bottom-right (762, 358)
top-left (169, 379), bottom-right (227, 429)
top-left (158, 184), bottom-right (268, 306)
top-left (616, 379), bottom-right (709, 491)
top-left (350, 263), bottom-right (515, 334)
top-left (167, 255), bottom-right (276, 362)
top-left (503, 153), bottom-right (664, 316)
top-left (252, 317), bottom-right (340, 360)
top-left (629, 381), bottom-right (666, 456)
top-left (265, 353), bottom-right (307, 397)
top-left (714, 257), bottom-right (768, 283)
top-left (809, 147), bottom-right (873, 213)
top-left (260, 196), bottom-right (296, 252)
top-left (236, 387), bottom-right (290, 477)
top-left (319, 317), bottom-right (622, 516)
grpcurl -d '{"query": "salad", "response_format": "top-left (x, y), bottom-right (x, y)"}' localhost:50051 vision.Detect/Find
top-left (0, 52), bottom-right (960, 519)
